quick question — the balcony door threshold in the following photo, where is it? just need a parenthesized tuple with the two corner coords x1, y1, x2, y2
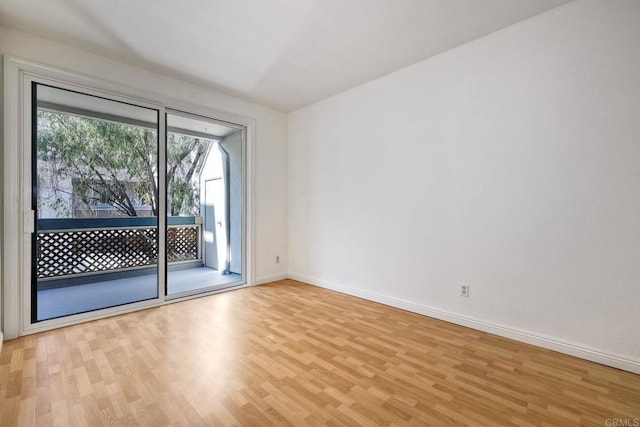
(165, 281, 249, 303)
(21, 298, 164, 337)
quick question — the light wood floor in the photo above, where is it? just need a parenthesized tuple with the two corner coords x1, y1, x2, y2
(1, 280, 639, 426)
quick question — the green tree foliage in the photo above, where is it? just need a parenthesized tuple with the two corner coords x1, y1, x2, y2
(167, 133, 208, 216)
(37, 110, 209, 217)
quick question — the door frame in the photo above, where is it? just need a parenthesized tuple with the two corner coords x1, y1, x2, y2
(2, 56, 256, 339)
(164, 108, 247, 300)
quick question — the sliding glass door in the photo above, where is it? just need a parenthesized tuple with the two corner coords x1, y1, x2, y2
(165, 112, 244, 297)
(32, 83, 160, 321)
(27, 81, 246, 325)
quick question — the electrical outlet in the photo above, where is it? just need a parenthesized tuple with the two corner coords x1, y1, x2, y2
(276, 255, 280, 264)
(460, 284, 470, 297)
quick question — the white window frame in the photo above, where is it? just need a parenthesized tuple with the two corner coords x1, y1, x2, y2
(2, 56, 256, 339)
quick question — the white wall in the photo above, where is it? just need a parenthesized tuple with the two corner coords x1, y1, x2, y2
(221, 132, 243, 274)
(200, 141, 224, 270)
(289, 0, 640, 369)
(0, 25, 289, 330)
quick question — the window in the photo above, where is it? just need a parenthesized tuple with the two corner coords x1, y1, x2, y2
(2, 57, 252, 337)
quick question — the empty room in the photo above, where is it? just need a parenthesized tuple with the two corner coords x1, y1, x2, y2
(1, 0, 639, 425)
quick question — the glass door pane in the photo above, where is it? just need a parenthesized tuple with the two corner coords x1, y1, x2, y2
(166, 112, 244, 296)
(33, 83, 160, 321)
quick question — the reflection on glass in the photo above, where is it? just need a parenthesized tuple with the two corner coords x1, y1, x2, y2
(34, 84, 159, 321)
(166, 113, 243, 296)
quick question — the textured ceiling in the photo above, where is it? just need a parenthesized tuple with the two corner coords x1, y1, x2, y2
(0, 0, 571, 111)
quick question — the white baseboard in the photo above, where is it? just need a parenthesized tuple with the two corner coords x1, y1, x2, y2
(254, 273, 289, 286)
(0, 330, 3, 355)
(289, 273, 640, 375)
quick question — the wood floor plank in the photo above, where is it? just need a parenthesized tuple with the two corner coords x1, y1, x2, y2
(1, 279, 639, 426)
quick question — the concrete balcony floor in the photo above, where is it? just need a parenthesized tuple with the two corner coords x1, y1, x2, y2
(37, 267, 241, 321)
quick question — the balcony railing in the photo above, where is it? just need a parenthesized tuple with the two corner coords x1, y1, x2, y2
(36, 217, 202, 280)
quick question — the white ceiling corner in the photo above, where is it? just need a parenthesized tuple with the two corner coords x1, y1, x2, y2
(0, 0, 572, 111)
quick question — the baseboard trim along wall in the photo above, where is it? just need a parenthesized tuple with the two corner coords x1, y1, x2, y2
(255, 273, 290, 286)
(288, 273, 640, 375)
